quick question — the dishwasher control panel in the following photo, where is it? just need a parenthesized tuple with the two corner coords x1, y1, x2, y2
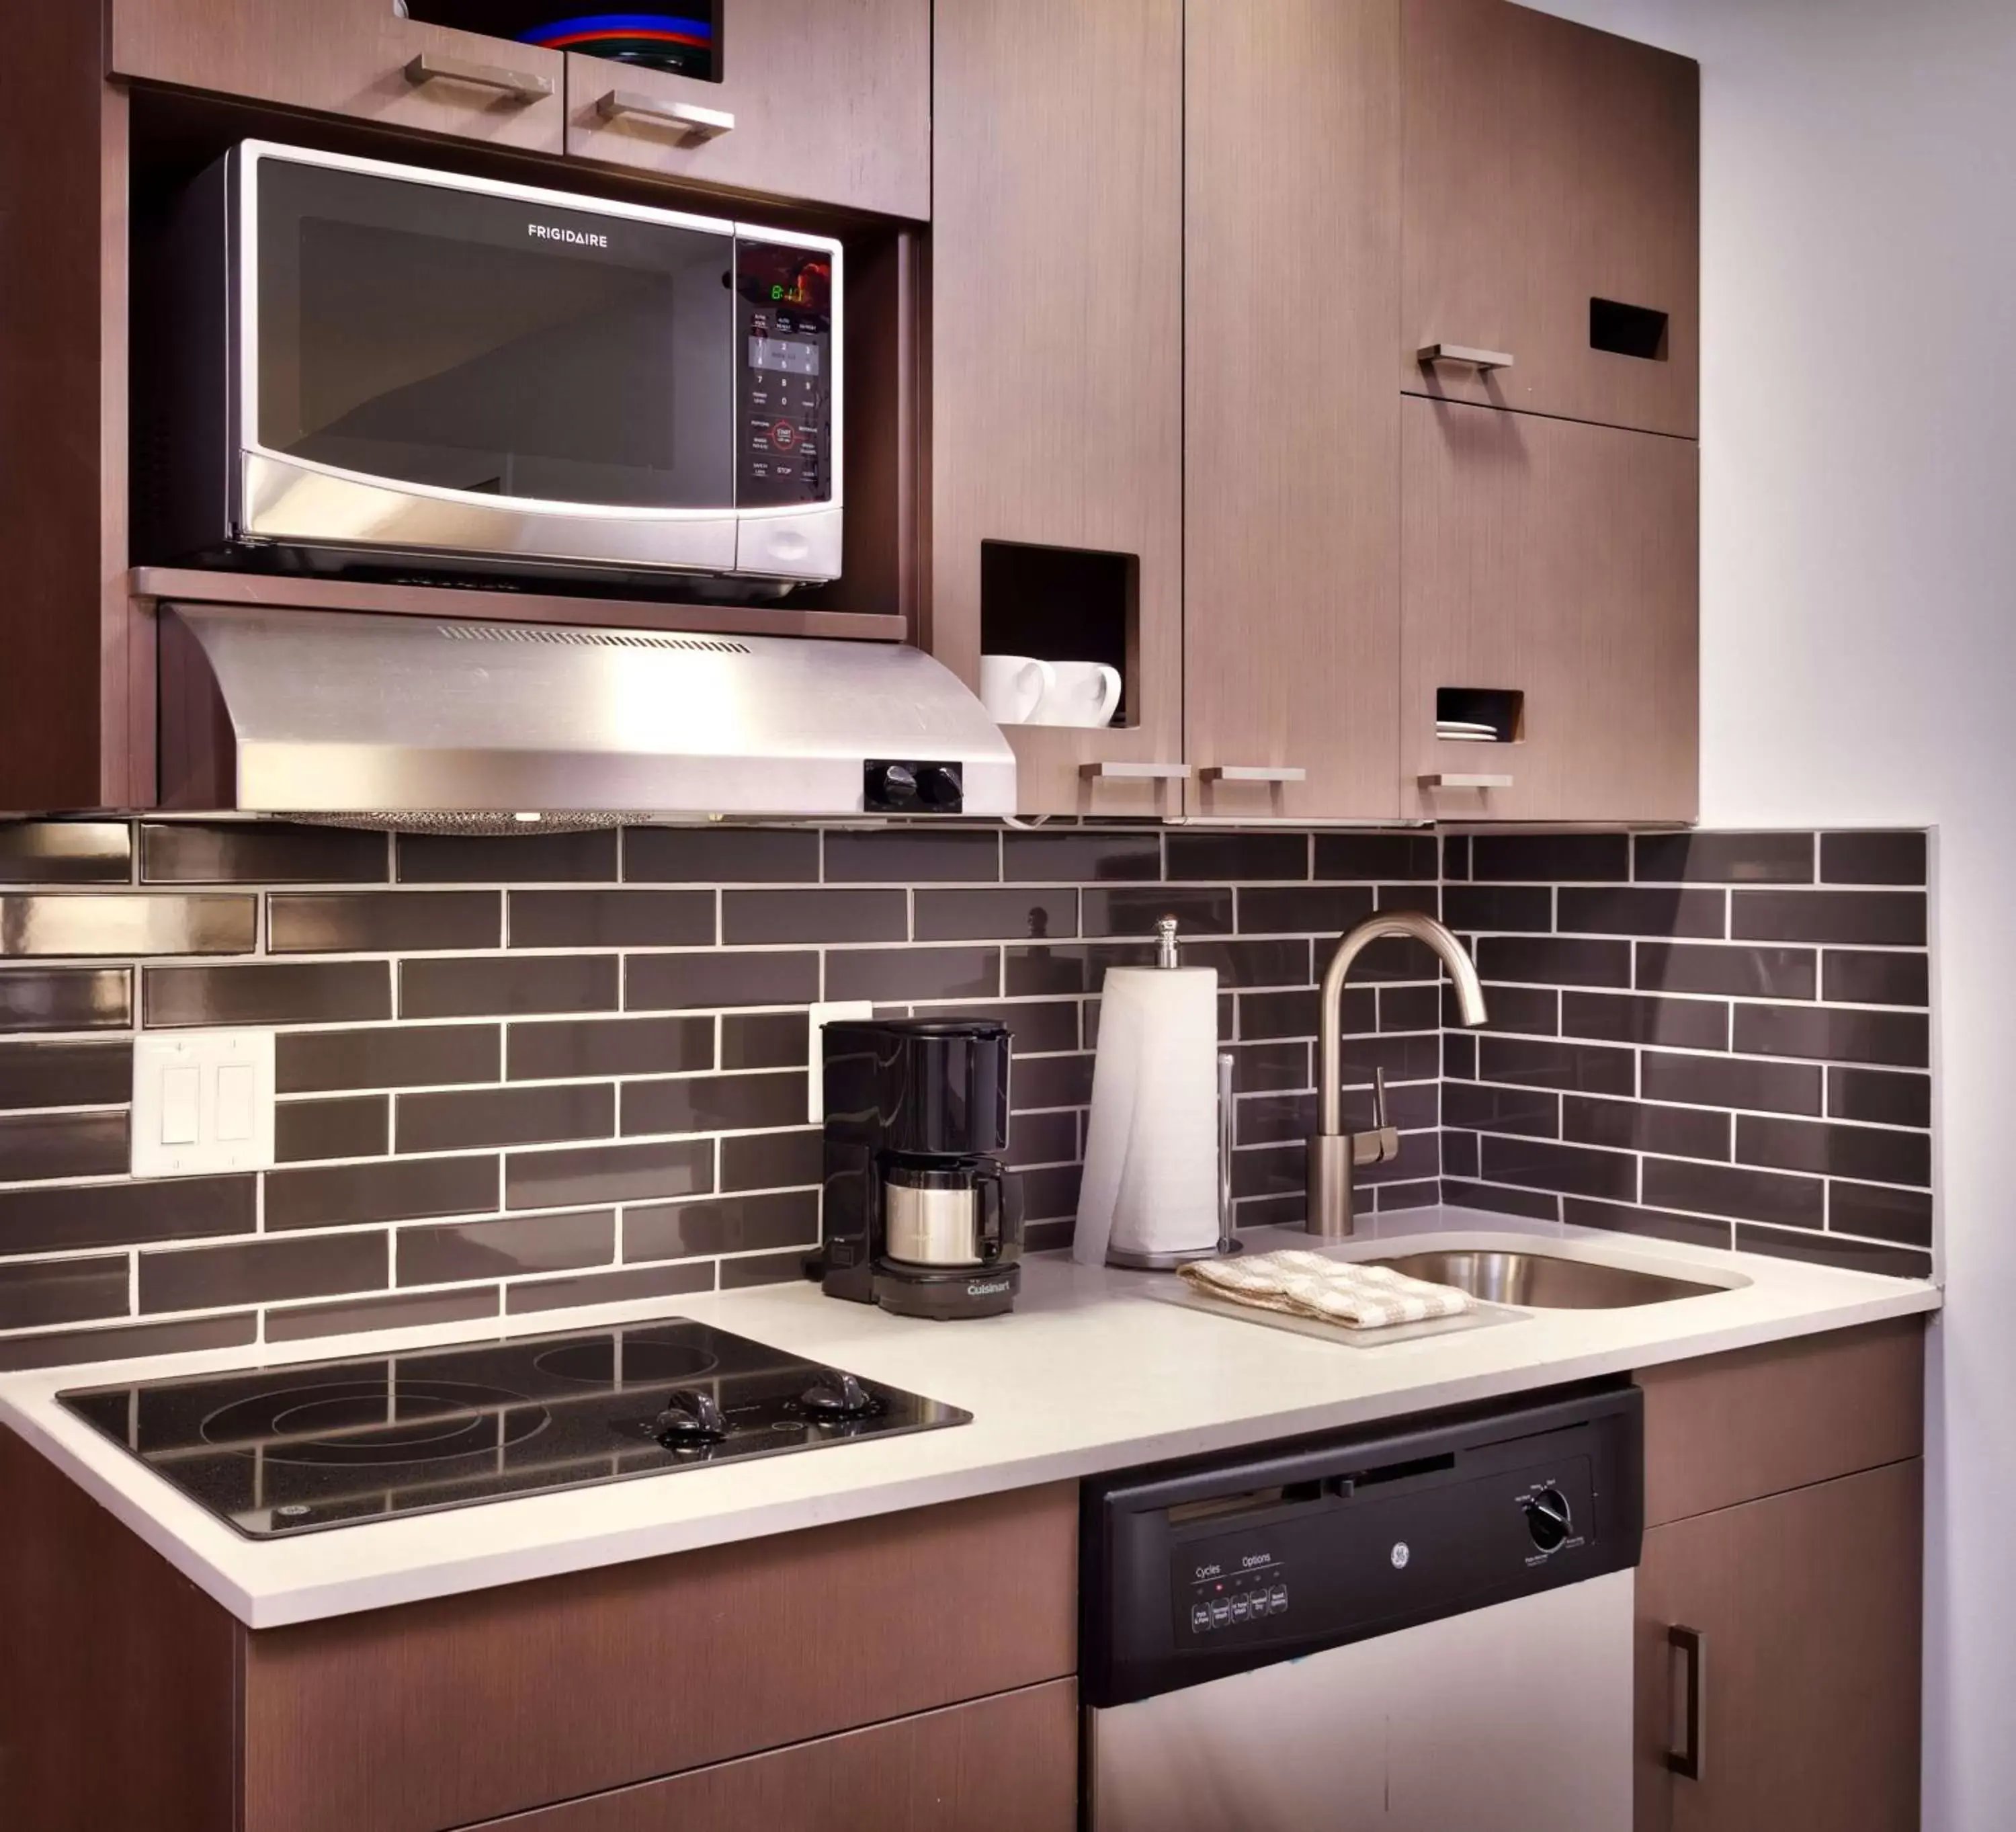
(1081, 1382, 1642, 1708)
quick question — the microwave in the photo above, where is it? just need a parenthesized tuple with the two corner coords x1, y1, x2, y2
(138, 141, 842, 591)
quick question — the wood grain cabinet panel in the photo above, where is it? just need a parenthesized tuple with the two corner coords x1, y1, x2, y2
(1182, 0, 1403, 823)
(562, 0, 929, 218)
(1400, 397, 1699, 824)
(466, 1681, 1079, 1831)
(241, 1481, 1079, 1832)
(931, 0, 1186, 815)
(1634, 1460, 1923, 1832)
(1401, 0, 1699, 438)
(108, 1, 567, 151)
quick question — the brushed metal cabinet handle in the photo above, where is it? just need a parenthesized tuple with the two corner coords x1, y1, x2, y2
(596, 91, 737, 142)
(1081, 762, 1190, 782)
(1417, 343, 1516, 372)
(1202, 766, 1307, 784)
(404, 52, 554, 101)
(1420, 773, 1513, 790)
(1665, 1624, 1707, 1782)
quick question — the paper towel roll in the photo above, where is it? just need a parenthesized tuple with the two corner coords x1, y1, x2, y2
(1073, 963, 1221, 1266)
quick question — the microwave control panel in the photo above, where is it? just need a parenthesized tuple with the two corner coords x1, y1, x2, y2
(737, 239, 835, 509)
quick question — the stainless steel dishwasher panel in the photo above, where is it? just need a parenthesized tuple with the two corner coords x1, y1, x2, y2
(1087, 1567, 1634, 1831)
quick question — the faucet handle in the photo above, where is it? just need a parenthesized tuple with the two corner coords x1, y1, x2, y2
(1351, 1069, 1403, 1168)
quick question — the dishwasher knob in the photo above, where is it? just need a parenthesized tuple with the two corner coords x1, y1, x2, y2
(1524, 1487, 1573, 1552)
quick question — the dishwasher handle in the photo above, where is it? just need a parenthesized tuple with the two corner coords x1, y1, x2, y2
(1665, 1624, 1707, 1781)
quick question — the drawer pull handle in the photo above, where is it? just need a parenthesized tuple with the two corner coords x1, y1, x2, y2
(1203, 766, 1306, 784)
(404, 52, 554, 101)
(1081, 763, 1189, 782)
(1420, 773, 1513, 790)
(1417, 343, 1515, 373)
(596, 91, 737, 142)
(1666, 1624, 1707, 1782)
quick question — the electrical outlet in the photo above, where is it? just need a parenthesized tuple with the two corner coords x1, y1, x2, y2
(132, 1030, 276, 1177)
(806, 1001, 874, 1124)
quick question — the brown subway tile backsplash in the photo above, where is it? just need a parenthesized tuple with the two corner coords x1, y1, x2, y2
(0, 822, 132, 885)
(139, 1232, 388, 1315)
(626, 825, 819, 884)
(626, 949, 820, 1011)
(401, 954, 620, 1021)
(509, 1015, 713, 1082)
(0, 966, 131, 1033)
(269, 891, 500, 955)
(1734, 1225, 1931, 1280)
(142, 822, 387, 885)
(510, 889, 714, 950)
(267, 1155, 498, 1232)
(398, 829, 618, 884)
(146, 961, 390, 1029)
(280, 1024, 500, 1095)
(0, 823, 1935, 1365)
(400, 1083, 614, 1155)
(398, 1210, 615, 1286)
(0, 1038, 131, 1110)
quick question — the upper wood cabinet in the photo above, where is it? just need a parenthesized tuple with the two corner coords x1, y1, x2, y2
(1401, 0, 1699, 439)
(1400, 397, 1699, 824)
(1183, 0, 1403, 823)
(108, 2, 568, 153)
(563, 0, 930, 219)
(931, 0, 1186, 816)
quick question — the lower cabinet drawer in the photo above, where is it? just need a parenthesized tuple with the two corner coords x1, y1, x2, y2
(466, 1680, 1080, 1831)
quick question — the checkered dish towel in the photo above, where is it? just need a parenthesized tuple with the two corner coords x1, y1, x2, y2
(1179, 1249, 1477, 1330)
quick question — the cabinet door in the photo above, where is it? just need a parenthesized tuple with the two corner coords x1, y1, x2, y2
(466, 1681, 1078, 1831)
(563, 1, 929, 218)
(1634, 1460, 1922, 1832)
(1401, 0, 1697, 438)
(1400, 397, 1698, 824)
(1183, 0, 1402, 822)
(108, 2, 566, 152)
(931, 0, 1185, 817)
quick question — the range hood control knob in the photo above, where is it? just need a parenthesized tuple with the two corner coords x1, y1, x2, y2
(867, 762, 921, 810)
(1524, 1487, 1572, 1552)
(917, 764, 964, 810)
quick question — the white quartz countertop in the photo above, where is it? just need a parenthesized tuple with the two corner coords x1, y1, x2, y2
(0, 1206, 1939, 1629)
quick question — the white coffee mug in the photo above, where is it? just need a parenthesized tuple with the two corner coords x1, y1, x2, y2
(980, 655, 1056, 726)
(1030, 661, 1123, 728)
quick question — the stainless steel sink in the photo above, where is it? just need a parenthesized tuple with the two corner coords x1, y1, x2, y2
(1368, 1249, 1725, 1310)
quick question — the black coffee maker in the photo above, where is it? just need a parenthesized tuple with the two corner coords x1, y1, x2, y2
(816, 1018, 1022, 1320)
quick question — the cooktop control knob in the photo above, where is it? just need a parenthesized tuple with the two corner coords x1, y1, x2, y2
(653, 1387, 728, 1446)
(867, 762, 921, 811)
(1524, 1487, 1572, 1552)
(917, 763, 964, 810)
(800, 1370, 879, 1420)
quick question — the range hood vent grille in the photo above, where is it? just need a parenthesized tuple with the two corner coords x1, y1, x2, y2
(434, 624, 754, 656)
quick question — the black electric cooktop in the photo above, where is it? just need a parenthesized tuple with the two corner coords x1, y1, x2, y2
(58, 1319, 971, 1539)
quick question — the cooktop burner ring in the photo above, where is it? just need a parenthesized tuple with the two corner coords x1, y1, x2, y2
(200, 1379, 550, 1468)
(531, 1339, 720, 1386)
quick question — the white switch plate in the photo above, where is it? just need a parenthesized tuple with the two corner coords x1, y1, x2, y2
(132, 1030, 277, 1178)
(806, 1001, 874, 1124)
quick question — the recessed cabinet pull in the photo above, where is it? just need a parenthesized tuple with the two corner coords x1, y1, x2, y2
(1081, 762, 1190, 782)
(404, 53, 554, 101)
(1417, 343, 1516, 373)
(1420, 773, 1513, 790)
(1665, 1624, 1708, 1782)
(596, 91, 737, 142)
(1203, 766, 1307, 784)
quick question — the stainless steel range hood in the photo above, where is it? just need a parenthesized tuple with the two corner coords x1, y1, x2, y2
(158, 606, 1017, 824)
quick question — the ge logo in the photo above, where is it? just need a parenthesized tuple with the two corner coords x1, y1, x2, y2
(1390, 1541, 1411, 1570)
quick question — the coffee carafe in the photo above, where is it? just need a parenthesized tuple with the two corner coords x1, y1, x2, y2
(815, 1019, 1023, 1319)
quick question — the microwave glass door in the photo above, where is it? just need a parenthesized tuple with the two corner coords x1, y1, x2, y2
(253, 159, 735, 512)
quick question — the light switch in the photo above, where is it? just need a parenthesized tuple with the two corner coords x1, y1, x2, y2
(216, 1064, 255, 1142)
(161, 1067, 200, 1146)
(132, 1030, 276, 1178)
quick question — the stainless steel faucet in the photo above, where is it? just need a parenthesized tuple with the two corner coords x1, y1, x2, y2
(1309, 911, 1489, 1237)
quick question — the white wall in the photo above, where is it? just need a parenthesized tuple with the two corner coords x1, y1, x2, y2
(1525, 1, 2016, 1822)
